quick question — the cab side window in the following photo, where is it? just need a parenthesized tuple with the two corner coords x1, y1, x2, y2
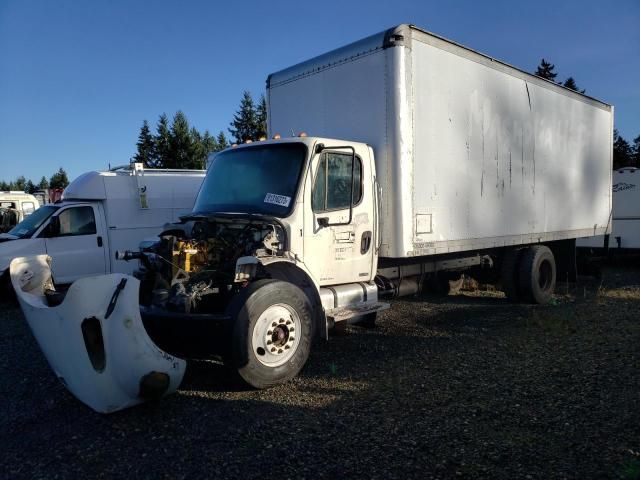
(22, 202, 35, 215)
(58, 206, 97, 236)
(312, 152, 362, 211)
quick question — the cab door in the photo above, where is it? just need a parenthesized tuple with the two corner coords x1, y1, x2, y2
(44, 204, 108, 284)
(303, 145, 375, 286)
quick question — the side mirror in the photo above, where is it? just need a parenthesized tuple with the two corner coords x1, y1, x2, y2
(317, 217, 330, 228)
(45, 216, 60, 237)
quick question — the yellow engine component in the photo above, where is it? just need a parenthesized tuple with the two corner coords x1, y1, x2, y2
(172, 240, 207, 276)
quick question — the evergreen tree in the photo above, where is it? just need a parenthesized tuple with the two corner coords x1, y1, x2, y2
(14, 176, 27, 191)
(201, 130, 218, 154)
(25, 179, 37, 194)
(613, 129, 633, 170)
(188, 127, 205, 169)
(216, 131, 229, 151)
(563, 77, 585, 93)
(133, 120, 156, 167)
(49, 168, 69, 190)
(0, 181, 9, 191)
(632, 134, 640, 168)
(255, 94, 268, 140)
(154, 113, 171, 168)
(169, 111, 192, 169)
(535, 59, 558, 81)
(38, 176, 49, 190)
(229, 91, 257, 144)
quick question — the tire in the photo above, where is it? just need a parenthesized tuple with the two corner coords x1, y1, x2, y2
(501, 248, 523, 302)
(225, 279, 313, 389)
(518, 245, 556, 304)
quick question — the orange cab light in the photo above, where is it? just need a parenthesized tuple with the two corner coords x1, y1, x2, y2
(244, 139, 253, 144)
(298, 132, 307, 137)
(272, 134, 281, 139)
(258, 136, 267, 141)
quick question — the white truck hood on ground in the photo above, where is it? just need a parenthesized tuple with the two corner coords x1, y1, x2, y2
(0, 238, 45, 274)
(10, 255, 186, 413)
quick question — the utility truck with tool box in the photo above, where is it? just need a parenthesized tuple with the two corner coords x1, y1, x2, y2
(1, 164, 205, 292)
(11, 24, 613, 412)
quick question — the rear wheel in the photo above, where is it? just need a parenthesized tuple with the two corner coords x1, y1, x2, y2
(226, 279, 313, 389)
(518, 245, 556, 304)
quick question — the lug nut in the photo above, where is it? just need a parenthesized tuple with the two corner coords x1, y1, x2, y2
(284, 345, 290, 350)
(272, 322, 277, 327)
(289, 327, 295, 332)
(278, 349, 283, 354)
(290, 337, 295, 342)
(267, 340, 272, 345)
(267, 330, 273, 335)
(286, 320, 291, 325)
(279, 318, 285, 323)
(271, 347, 276, 352)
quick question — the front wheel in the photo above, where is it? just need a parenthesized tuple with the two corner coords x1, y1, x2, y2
(226, 279, 313, 389)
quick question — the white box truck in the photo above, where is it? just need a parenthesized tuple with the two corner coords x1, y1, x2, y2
(578, 167, 640, 251)
(0, 192, 40, 232)
(1, 164, 204, 291)
(12, 25, 613, 411)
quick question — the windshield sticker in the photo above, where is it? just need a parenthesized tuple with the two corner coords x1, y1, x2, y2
(264, 193, 291, 208)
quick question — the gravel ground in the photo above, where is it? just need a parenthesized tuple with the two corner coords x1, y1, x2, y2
(1, 263, 639, 479)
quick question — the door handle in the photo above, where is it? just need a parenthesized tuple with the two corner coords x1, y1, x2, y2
(97, 236, 103, 247)
(361, 231, 372, 254)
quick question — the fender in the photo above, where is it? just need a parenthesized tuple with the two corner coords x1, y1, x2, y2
(260, 257, 328, 340)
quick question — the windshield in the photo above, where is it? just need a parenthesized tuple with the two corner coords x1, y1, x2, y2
(8, 205, 59, 238)
(193, 143, 307, 217)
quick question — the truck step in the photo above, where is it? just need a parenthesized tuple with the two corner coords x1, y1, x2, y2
(326, 301, 390, 323)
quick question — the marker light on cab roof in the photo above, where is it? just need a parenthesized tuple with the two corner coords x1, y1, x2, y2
(272, 134, 281, 139)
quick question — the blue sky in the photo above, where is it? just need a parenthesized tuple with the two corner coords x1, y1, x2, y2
(1, 0, 638, 183)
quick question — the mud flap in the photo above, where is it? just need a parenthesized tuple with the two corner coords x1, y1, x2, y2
(10, 255, 186, 414)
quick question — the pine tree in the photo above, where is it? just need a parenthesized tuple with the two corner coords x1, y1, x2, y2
(14, 176, 26, 191)
(49, 168, 69, 190)
(216, 131, 229, 151)
(0, 181, 9, 191)
(255, 94, 268, 140)
(38, 176, 49, 190)
(632, 134, 640, 168)
(613, 129, 633, 170)
(154, 113, 171, 168)
(169, 111, 192, 169)
(25, 179, 36, 193)
(229, 91, 257, 144)
(133, 120, 156, 167)
(535, 59, 558, 81)
(563, 77, 585, 94)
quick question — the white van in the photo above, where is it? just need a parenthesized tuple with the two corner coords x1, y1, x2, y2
(0, 164, 204, 290)
(0, 192, 40, 233)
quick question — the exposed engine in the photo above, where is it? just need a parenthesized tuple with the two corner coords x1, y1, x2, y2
(130, 216, 286, 315)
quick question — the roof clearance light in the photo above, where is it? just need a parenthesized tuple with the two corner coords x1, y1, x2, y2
(244, 139, 253, 144)
(298, 132, 307, 137)
(258, 136, 267, 141)
(272, 134, 281, 140)
(231, 144, 238, 148)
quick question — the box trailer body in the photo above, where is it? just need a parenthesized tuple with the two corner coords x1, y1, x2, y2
(267, 24, 613, 259)
(1, 165, 204, 287)
(578, 167, 640, 251)
(12, 25, 615, 409)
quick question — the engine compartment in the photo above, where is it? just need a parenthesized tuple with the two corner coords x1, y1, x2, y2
(135, 215, 286, 315)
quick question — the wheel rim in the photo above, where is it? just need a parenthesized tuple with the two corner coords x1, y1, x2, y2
(538, 259, 553, 291)
(251, 303, 301, 367)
